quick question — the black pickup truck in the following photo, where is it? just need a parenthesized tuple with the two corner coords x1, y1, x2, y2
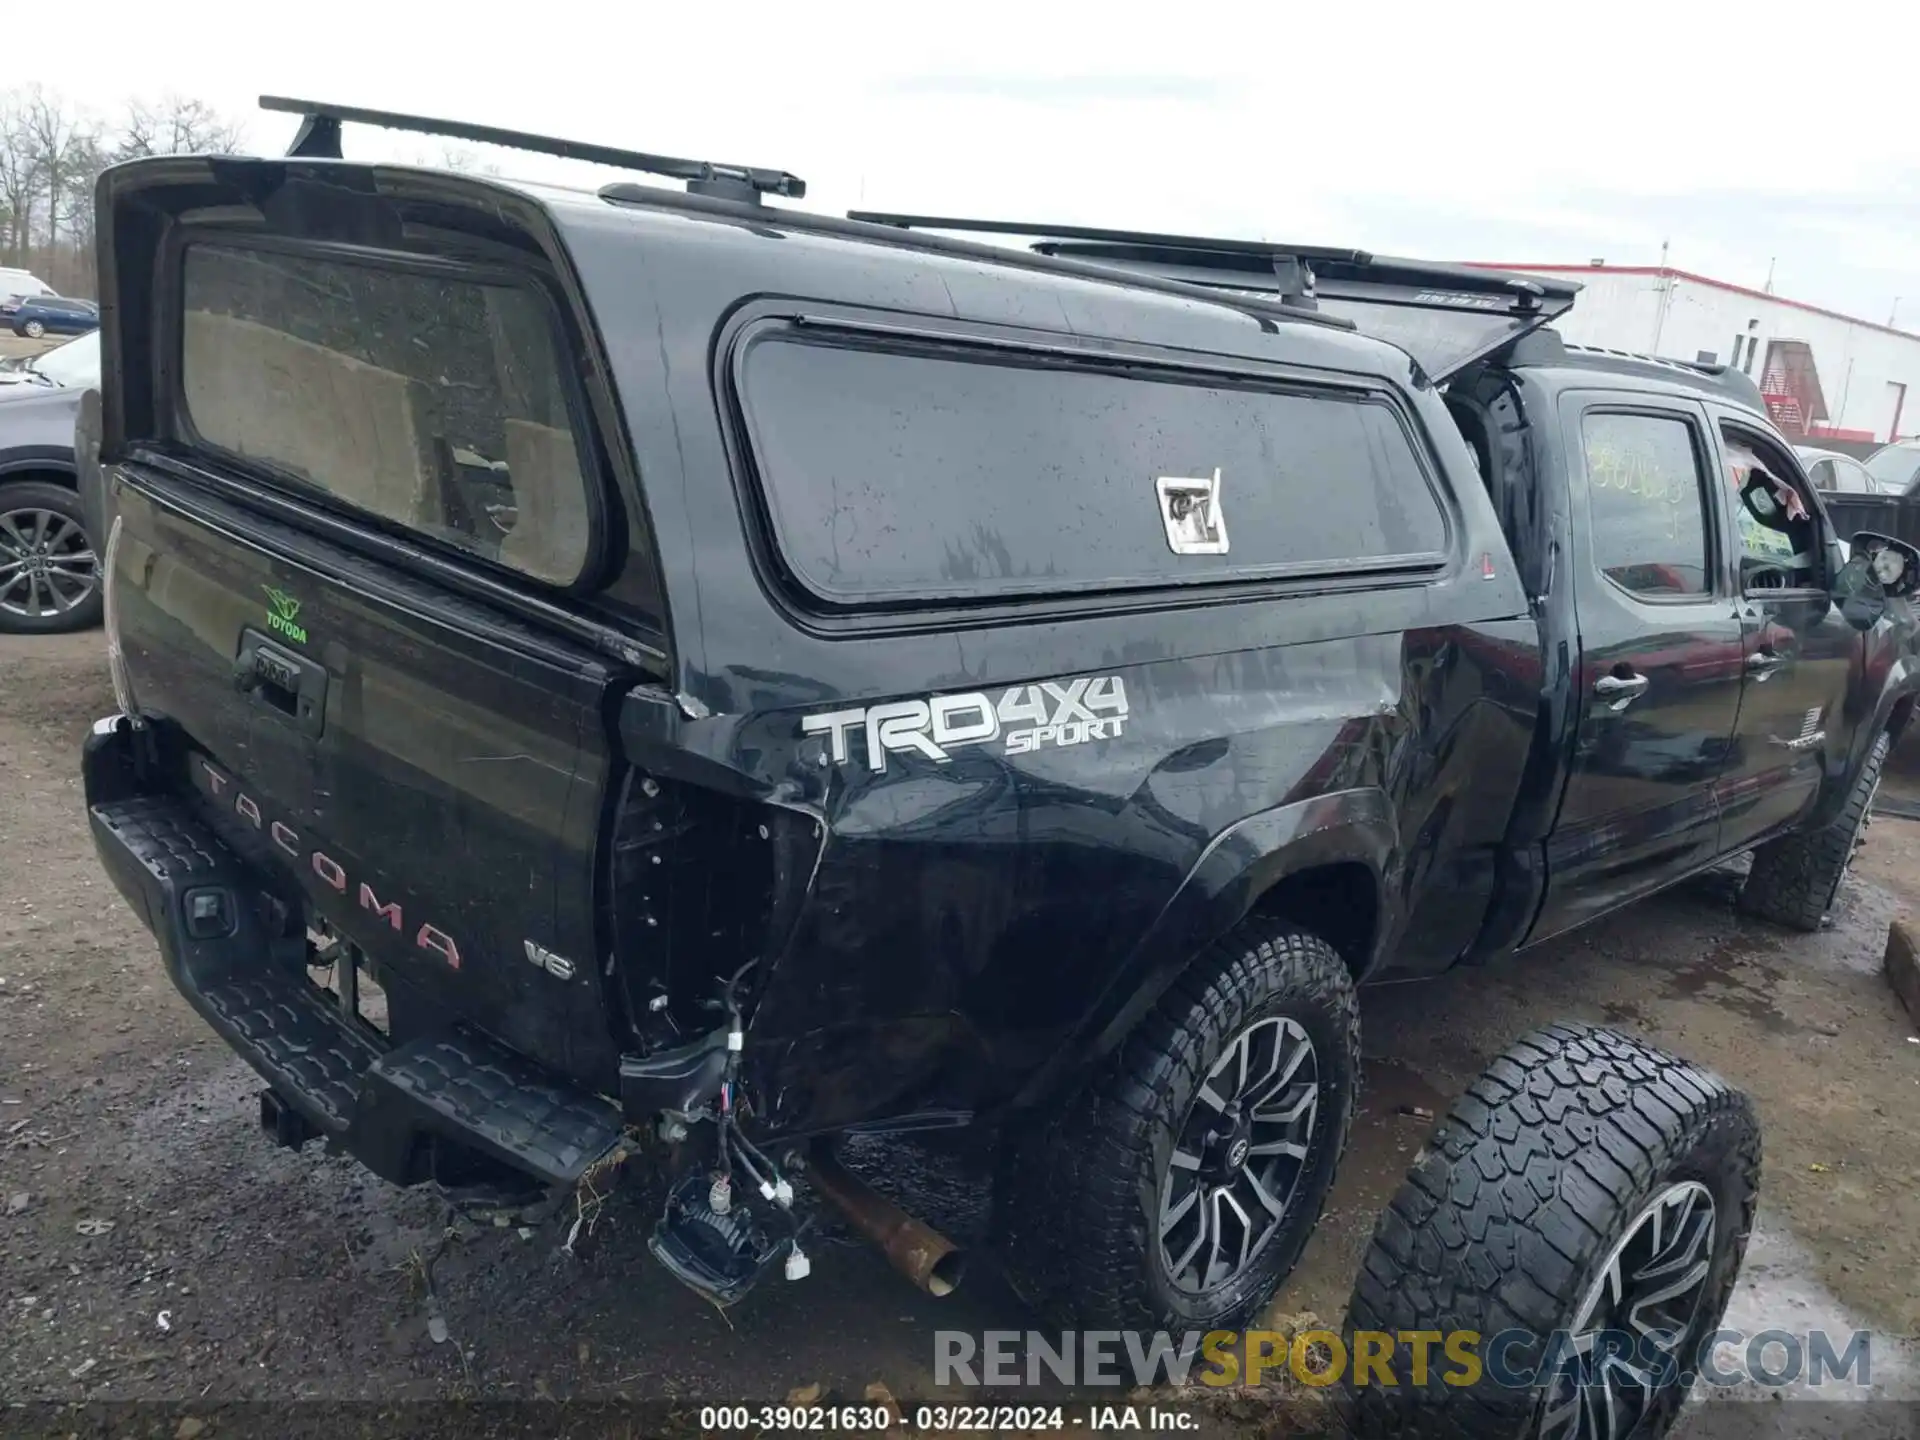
(78, 101, 1908, 1403)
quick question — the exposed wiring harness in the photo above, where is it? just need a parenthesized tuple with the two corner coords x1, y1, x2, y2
(705, 960, 803, 1248)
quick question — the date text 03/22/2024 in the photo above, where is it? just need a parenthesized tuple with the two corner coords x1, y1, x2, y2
(698, 1404, 1195, 1431)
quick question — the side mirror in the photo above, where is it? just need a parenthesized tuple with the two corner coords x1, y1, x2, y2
(1832, 532, 1920, 631)
(1850, 532, 1920, 598)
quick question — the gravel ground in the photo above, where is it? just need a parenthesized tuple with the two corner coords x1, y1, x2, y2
(0, 334, 62, 362)
(4, 630, 1920, 1434)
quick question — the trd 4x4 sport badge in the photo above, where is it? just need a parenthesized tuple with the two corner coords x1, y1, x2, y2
(802, 675, 1129, 773)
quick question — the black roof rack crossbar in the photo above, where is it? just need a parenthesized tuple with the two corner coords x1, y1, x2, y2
(260, 95, 806, 204)
(845, 211, 1577, 313)
(845, 212, 1584, 381)
(849, 211, 1369, 266)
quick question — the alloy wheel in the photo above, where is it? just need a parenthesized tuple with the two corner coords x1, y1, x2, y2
(1536, 1180, 1718, 1440)
(0, 506, 98, 619)
(1158, 1015, 1319, 1294)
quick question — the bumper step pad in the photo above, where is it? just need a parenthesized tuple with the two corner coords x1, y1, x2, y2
(356, 1034, 625, 1187)
(89, 790, 622, 1190)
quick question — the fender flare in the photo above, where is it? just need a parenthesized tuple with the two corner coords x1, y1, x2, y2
(1814, 646, 1920, 829)
(1013, 786, 1399, 1107)
(1872, 652, 1920, 740)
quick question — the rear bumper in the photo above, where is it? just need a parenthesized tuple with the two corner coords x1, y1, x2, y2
(82, 714, 624, 1190)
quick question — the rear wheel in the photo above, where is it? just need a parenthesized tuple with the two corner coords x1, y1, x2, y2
(0, 481, 102, 634)
(995, 917, 1359, 1331)
(1344, 1024, 1760, 1440)
(1738, 730, 1889, 931)
(22, 319, 44, 339)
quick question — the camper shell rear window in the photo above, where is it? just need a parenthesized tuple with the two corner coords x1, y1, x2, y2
(734, 328, 1451, 608)
(178, 242, 598, 587)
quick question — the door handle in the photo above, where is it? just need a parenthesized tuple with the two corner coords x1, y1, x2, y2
(1746, 650, 1788, 682)
(233, 630, 328, 738)
(1593, 672, 1650, 711)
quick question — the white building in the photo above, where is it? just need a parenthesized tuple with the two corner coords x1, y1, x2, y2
(1470, 263, 1920, 445)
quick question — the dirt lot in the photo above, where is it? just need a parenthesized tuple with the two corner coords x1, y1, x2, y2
(4, 630, 1920, 1428)
(0, 334, 61, 362)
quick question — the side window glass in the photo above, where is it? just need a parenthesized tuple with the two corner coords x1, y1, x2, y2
(1807, 458, 1837, 490)
(738, 333, 1448, 605)
(1582, 411, 1712, 598)
(1722, 430, 1821, 590)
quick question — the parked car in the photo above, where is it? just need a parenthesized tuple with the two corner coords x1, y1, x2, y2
(1816, 439, 1920, 553)
(0, 267, 55, 301)
(5, 294, 98, 338)
(1864, 439, 1920, 496)
(1796, 443, 1898, 495)
(90, 111, 1888, 1425)
(0, 329, 101, 633)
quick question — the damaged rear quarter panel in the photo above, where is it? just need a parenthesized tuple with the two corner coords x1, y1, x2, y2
(707, 623, 1538, 1135)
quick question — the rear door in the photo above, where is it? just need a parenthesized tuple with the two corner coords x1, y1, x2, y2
(1531, 393, 1746, 942)
(104, 213, 643, 1090)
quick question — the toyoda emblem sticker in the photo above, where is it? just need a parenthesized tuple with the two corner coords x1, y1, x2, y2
(803, 676, 1130, 772)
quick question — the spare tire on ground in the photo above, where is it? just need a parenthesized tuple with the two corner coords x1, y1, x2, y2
(1343, 1023, 1761, 1439)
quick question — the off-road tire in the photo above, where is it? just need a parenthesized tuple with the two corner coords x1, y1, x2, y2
(994, 918, 1359, 1332)
(0, 480, 102, 634)
(1738, 730, 1890, 932)
(1343, 1023, 1761, 1440)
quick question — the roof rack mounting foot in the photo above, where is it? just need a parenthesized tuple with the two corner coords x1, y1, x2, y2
(285, 112, 342, 160)
(1271, 255, 1313, 305)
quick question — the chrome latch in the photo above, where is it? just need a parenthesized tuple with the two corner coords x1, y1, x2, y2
(1156, 468, 1229, 556)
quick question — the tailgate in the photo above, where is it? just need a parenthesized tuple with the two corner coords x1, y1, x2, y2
(94, 162, 652, 1091)
(111, 481, 622, 1087)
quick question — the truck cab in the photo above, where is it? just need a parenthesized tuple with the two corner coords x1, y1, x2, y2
(1448, 333, 1916, 946)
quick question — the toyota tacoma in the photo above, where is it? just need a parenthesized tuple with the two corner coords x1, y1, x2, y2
(79, 101, 1908, 1400)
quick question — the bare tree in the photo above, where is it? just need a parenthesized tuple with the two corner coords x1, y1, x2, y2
(116, 95, 246, 160)
(19, 87, 101, 269)
(0, 94, 40, 268)
(0, 86, 245, 293)
(436, 144, 502, 176)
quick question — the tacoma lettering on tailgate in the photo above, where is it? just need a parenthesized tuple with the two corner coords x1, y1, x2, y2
(194, 756, 461, 969)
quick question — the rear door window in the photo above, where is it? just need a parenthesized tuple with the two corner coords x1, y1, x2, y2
(736, 332, 1449, 606)
(1581, 410, 1714, 599)
(179, 243, 597, 586)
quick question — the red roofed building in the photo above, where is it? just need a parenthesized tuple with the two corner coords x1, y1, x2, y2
(1466, 263, 1920, 445)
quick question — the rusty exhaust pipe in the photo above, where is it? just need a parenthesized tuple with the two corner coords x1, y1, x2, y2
(807, 1145, 966, 1297)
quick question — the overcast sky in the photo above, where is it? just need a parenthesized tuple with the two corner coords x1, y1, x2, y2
(65, 0, 1920, 327)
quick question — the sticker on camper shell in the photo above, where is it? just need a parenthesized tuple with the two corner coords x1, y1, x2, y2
(802, 676, 1129, 773)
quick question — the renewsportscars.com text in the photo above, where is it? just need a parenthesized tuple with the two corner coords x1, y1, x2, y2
(935, 1328, 1872, 1391)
